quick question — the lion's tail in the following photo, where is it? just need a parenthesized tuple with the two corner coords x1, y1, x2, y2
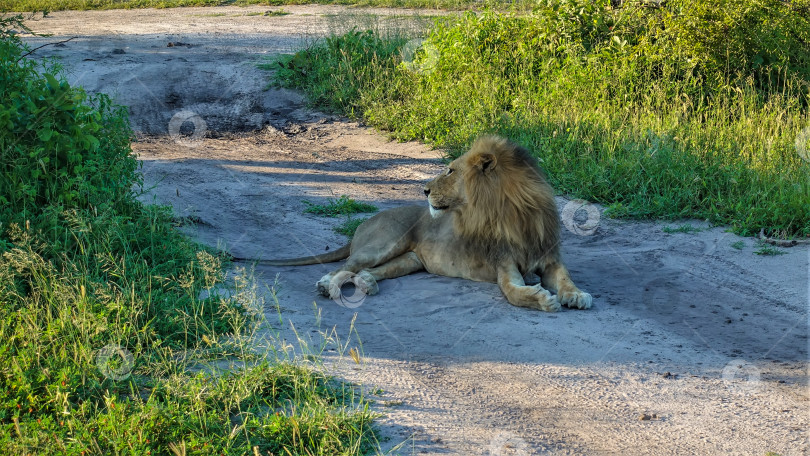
(231, 243, 351, 266)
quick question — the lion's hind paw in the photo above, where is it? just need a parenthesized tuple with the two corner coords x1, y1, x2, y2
(559, 290, 592, 310)
(316, 273, 335, 298)
(318, 271, 379, 301)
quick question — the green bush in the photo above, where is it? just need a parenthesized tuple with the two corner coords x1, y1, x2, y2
(272, 29, 409, 116)
(0, 14, 139, 251)
(275, 1, 810, 236)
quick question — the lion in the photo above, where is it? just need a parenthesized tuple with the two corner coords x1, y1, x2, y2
(257, 135, 592, 311)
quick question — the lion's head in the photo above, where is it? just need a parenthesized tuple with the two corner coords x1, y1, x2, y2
(424, 135, 561, 266)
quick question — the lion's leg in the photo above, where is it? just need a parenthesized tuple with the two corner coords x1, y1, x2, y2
(320, 252, 425, 299)
(497, 263, 561, 312)
(539, 262, 592, 309)
(365, 251, 424, 282)
(317, 247, 416, 300)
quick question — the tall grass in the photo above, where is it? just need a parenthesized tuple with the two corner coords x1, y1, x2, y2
(274, 0, 810, 237)
(1, 13, 377, 455)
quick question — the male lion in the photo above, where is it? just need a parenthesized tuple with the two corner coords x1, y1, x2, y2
(261, 136, 592, 311)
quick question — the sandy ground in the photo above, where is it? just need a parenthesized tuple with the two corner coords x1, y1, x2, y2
(22, 6, 809, 455)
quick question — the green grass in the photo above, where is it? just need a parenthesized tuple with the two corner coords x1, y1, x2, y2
(754, 242, 787, 256)
(662, 224, 701, 234)
(334, 217, 370, 237)
(4, 0, 516, 12)
(273, 1, 810, 238)
(304, 195, 378, 217)
(1, 14, 378, 455)
(262, 8, 290, 16)
(730, 240, 746, 250)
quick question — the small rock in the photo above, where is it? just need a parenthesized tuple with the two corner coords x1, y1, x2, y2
(112, 48, 125, 54)
(638, 413, 658, 421)
(662, 371, 677, 379)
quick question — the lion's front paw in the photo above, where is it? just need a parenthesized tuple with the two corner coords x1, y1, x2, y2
(559, 290, 592, 309)
(353, 270, 379, 296)
(530, 285, 561, 312)
(541, 294, 562, 312)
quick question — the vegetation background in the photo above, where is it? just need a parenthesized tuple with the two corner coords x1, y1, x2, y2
(0, 13, 377, 455)
(273, 0, 810, 238)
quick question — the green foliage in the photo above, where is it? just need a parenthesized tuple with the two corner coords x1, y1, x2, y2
(304, 195, 378, 217)
(1, 14, 137, 238)
(730, 240, 746, 250)
(754, 242, 787, 256)
(273, 29, 408, 116)
(275, 1, 810, 237)
(662, 224, 701, 234)
(334, 217, 369, 237)
(262, 8, 290, 16)
(0, 218, 377, 455)
(0, 16, 378, 455)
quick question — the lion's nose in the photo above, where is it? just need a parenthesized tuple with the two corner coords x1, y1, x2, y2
(423, 188, 430, 197)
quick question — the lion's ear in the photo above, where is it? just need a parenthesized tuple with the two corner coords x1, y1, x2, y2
(471, 153, 497, 173)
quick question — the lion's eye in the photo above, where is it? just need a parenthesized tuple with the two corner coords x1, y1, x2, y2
(446, 168, 454, 175)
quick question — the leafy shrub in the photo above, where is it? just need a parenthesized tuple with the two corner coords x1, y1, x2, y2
(0, 16, 138, 236)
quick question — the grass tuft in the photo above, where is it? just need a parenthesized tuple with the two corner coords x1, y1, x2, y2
(334, 217, 370, 237)
(662, 224, 701, 234)
(263, 8, 290, 16)
(753, 242, 787, 256)
(304, 195, 378, 217)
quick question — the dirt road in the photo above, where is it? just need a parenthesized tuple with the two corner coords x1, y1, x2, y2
(24, 6, 809, 455)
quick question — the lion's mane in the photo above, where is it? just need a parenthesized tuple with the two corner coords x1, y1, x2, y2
(454, 135, 561, 269)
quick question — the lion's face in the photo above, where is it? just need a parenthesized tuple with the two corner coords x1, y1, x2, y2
(423, 147, 499, 218)
(423, 160, 465, 218)
(421, 136, 561, 266)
